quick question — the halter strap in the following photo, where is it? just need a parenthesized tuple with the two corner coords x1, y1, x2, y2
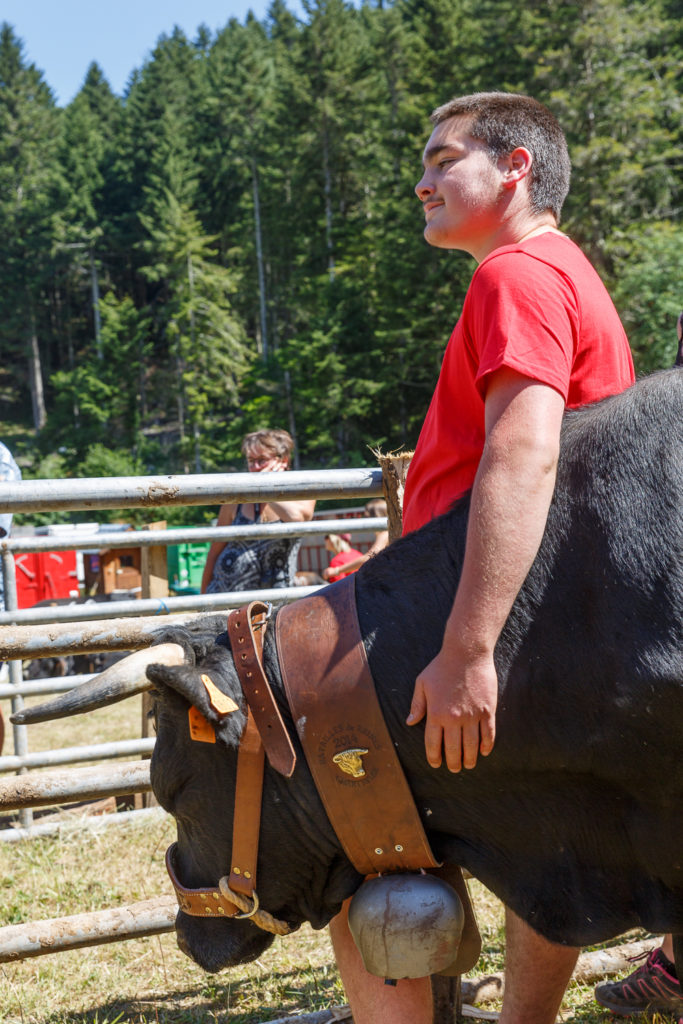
(227, 601, 297, 778)
(166, 602, 296, 932)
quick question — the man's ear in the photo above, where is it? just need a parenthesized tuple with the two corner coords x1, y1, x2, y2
(501, 146, 533, 188)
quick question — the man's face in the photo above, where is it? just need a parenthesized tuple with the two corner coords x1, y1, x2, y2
(415, 116, 506, 257)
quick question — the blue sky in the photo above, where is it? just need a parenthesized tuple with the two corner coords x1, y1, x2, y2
(3, 0, 302, 106)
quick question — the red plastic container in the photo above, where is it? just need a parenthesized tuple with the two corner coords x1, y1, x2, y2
(14, 551, 79, 608)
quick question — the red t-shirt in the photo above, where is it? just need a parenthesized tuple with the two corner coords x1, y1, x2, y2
(402, 234, 635, 535)
(327, 548, 364, 582)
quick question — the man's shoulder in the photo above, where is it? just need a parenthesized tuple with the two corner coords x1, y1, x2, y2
(474, 234, 585, 282)
(467, 236, 584, 313)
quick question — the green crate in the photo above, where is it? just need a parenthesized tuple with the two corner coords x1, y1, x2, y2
(167, 540, 211, 594)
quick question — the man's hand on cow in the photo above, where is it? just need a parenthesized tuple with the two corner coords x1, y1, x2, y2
(407, 643, 497, 772)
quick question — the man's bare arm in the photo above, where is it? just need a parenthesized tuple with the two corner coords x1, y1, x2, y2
(407, 368, 565, 772)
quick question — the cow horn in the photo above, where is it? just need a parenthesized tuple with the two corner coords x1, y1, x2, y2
(10, 643, 186, 725)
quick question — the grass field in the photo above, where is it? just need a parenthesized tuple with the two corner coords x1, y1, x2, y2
(0, 689, 673, 1024)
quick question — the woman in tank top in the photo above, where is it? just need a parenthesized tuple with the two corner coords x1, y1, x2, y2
(200, 428, 315, 595)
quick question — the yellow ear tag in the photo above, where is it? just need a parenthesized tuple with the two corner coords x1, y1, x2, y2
(200, 674, 239, 716)
(188, 706, 216, 743)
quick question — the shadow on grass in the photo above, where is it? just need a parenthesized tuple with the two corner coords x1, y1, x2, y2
(40, 961, 344, 1024)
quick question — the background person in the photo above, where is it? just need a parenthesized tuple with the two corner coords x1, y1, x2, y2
(322, 498, 390, 580)
(0, 441, 21, 614)
(322, 532, 364, 582)
(594, 936, 680, 1017)
(201, 428, 314, 595)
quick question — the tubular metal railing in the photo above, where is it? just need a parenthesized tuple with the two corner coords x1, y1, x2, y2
(0, 466, 384, 961)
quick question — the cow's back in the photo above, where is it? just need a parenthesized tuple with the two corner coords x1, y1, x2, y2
(359, 369, 683, 946)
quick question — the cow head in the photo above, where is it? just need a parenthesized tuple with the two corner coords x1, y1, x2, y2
(12, 621, 362, 973)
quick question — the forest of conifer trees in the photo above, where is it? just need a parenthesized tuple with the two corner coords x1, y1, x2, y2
(0, 0, 681, 488)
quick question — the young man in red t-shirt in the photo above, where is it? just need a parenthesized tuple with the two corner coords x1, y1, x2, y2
(329, 92, 635, 1024)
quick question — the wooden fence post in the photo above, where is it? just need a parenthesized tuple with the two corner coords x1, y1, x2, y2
(138, 521, 168, 808)
(376, 452, 414, 543)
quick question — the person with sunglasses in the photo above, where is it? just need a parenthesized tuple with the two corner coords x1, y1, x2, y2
(201, 428, 315, 595)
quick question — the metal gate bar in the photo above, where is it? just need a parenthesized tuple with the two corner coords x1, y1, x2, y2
(0, 466, 384, 962)
(0, 737, 156, 773)
(0, 895, 177, 962)
(0, 676, 94, 699)
(0, 805, 164, 843)
(0, 760, 151, 811)
(0, 467, 382, 514)
(3, 516, 386, 555)
(0, 583, 320, 627)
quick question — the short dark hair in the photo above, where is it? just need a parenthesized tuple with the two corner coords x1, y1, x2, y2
(430, 92, 571, 222)
(241, 428, 294, 461)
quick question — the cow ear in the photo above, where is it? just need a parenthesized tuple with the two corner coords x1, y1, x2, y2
(146, 659, 245, 729)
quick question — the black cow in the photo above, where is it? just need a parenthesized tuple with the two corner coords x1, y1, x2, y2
(16, 369, 683, 983)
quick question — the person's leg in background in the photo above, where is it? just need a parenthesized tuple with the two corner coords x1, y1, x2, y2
(594, 933, 682, 1017)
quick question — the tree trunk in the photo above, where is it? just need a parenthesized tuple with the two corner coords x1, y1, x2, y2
(27, 308, 47, 433)
(284, 369, 300, 469)
(251, 159, 268, 361)
(90, 249, 102, 360)
(377, 451, 414, 541)
(322, 116, 335, 282)
(172, 320, 188, 474)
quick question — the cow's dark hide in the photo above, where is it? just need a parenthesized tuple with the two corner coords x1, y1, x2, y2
(148, 368, 683, 974)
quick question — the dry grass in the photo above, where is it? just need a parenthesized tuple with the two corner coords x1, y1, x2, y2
(0, 812, 348, 1024)
(0, 691, 675, 1024)
(3, 675, 143, 754)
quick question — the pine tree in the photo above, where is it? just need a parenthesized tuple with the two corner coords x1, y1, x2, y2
(197, 15, 279, 359)
(0, 23, 63, 432)
(55, 65, 123, 368)
(138, 164, 251, 473)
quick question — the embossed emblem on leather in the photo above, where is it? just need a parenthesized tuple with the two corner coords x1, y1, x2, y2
(332, 748, 369, 778)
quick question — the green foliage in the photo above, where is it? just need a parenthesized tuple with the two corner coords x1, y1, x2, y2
(76, 443, 141, 478)
(47, 291, 149, 460)
(0, 0, 680, 483)
(0, 23, 64, 429)
(607, 222, 683, 373)
(138, 180, 252, 471)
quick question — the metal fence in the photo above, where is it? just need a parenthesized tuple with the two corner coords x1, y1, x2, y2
(0, 466, 383, 961)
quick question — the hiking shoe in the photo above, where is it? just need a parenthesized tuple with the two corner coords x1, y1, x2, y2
(594, 947, 683, 1017)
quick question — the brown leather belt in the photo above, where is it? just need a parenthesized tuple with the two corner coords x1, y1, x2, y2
(276, 575, 440, 876)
